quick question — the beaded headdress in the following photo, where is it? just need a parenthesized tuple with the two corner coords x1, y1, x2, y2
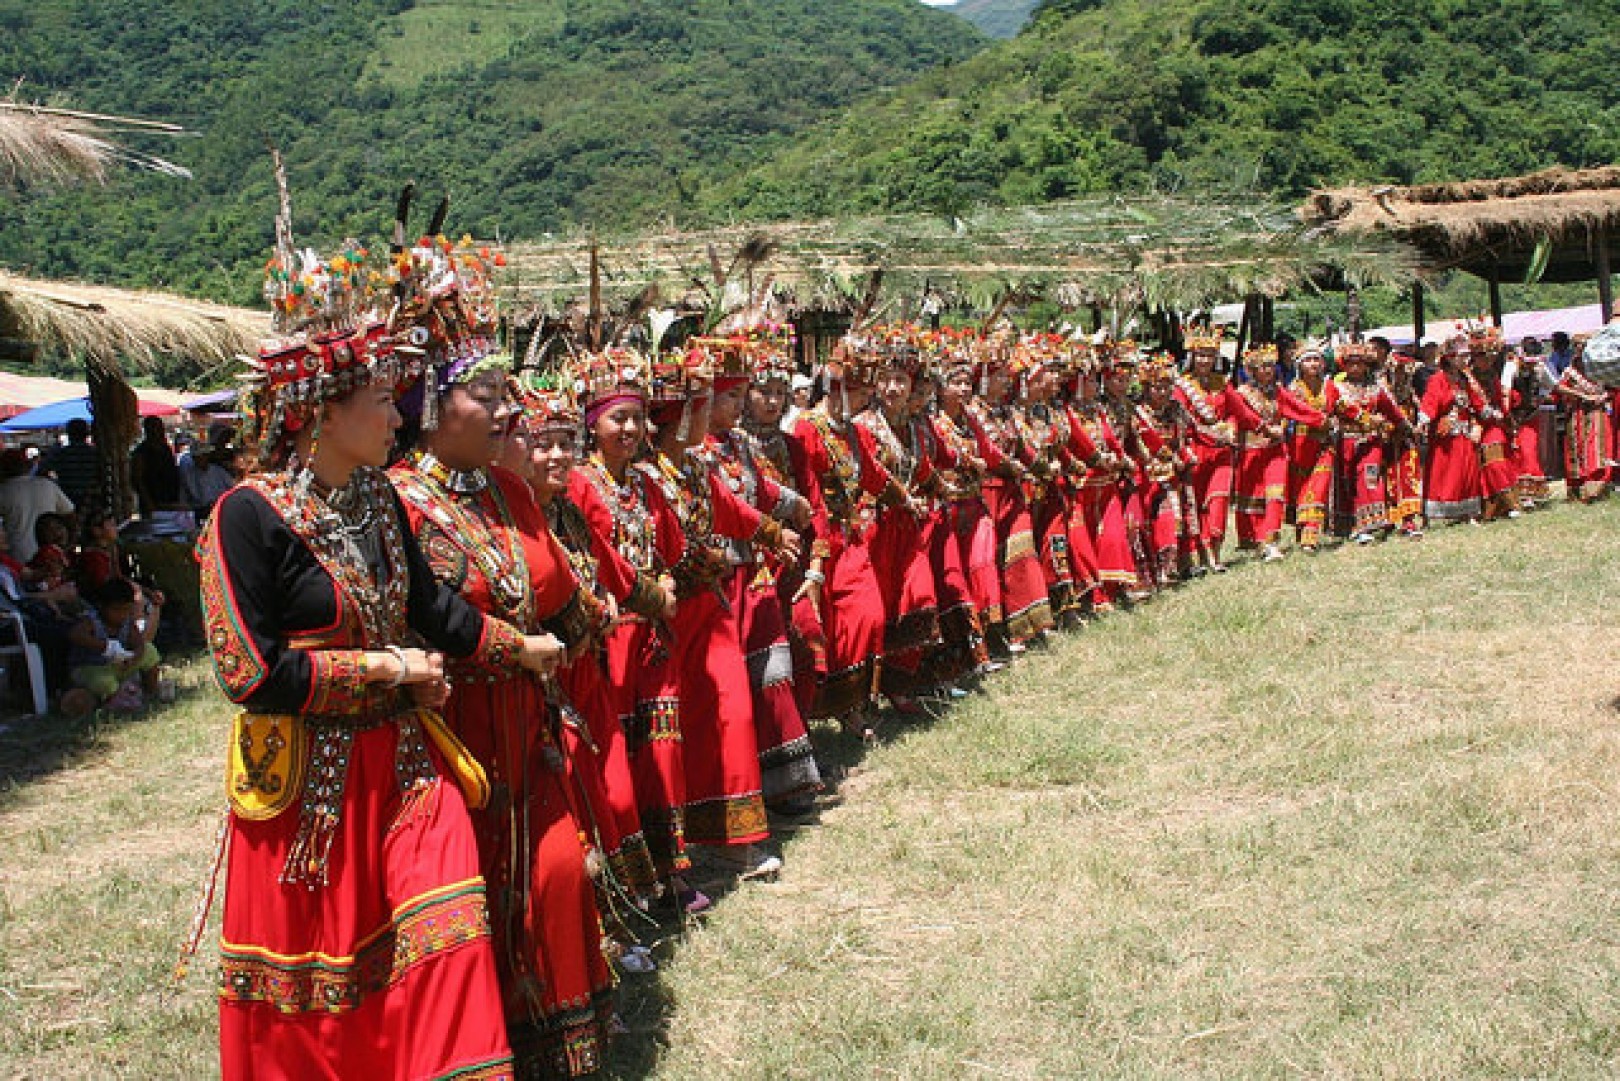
(241, 156, 410, 468)
(1184, 326, 1224, 353)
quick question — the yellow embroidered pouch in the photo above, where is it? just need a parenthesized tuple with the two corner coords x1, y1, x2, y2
(415, 709, 491, 810)
(225, 713, 307, 821)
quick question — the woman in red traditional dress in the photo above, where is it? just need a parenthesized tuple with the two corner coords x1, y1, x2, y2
(741, 363, 827, 720)
(1503, 348, 1554, 508)
(1380, 346, 1427, 536)
(790, 350, 897, 735)
(638, 348, 797, 877)
(1285, 344, 1339, 552)
(1097, 348, 1157, 597)
(934, 351, 1007, 663)
(501, 374, 664, 935)
(1174, 330, 1257, 571)
(1332, 342, 1410, 542)
(1136, 353, 1205, 581)
(1017, 343, 1089, 620)
(569, 352, 699, 908)
(1466, 332, 1523, 520)
(390, 338, 613, 1078)
(697, 332, 824, 814)
(1420, 338, 1487, 525)
(856, 336, 940, 708)
(1553, 355, 1613, 502)
(1069, 362, 1138, 608)
(975, 348, 1056, 646)
(1233, 343, 1327, 562)
(200, 248, 565, 1081)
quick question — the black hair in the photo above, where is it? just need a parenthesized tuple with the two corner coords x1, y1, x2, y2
(91, 576, 136, 609)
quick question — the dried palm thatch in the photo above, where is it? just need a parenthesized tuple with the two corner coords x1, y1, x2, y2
(0, 101, 190, 190)
(1304, 166, 1620, 281)
(504, 195, 1418, 321)
(0, 271, 266, 376)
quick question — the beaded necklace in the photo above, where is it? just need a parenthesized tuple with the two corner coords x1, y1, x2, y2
(804, 408, 862, 516)
(855, 407, 915, 487)
(581, 454, 660, 572)
(399, 455, 534, 630)
(242, 467, 409, 647)
(740, 420, 793, 485)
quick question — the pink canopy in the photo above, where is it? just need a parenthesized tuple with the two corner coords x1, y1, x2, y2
(1364, 304, 1606, 347)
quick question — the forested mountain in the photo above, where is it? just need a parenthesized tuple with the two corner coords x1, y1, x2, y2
(710, 0, 1620, 221)
(0, 0, 982, 302)
(940, 0, 1041, 38)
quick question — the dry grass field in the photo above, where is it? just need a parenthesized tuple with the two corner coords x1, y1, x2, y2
(2, 496, 1617, 1078)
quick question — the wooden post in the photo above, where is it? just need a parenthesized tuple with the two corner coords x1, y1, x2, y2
(1488, 262, 1504, 328)
(1235, 295, 1257, 361)
(1599, 226, 1614, 323)
(1346, 284, 1362, 338)
(1260, 296, 1275, 343)
(1411, 281, 1426, 343)
(1089, 305, 1103, 334)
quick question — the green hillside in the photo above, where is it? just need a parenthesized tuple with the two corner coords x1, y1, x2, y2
(942, 0, 1041, 38)
(0, 0, 982, 304)
(708, 0, 1620, 221)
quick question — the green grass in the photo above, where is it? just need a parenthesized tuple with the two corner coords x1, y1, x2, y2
(2, 498, 1618, 1077)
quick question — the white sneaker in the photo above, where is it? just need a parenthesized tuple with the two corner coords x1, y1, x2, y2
(1262, 544, 1284, 563)
(1507, 509, 1522, 519)
(1353, 532, 1374, 545)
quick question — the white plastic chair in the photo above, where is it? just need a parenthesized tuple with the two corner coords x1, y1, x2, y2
(0, 599, 50, 717)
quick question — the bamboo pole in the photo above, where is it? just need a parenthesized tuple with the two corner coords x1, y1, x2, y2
(1598, 226, 1614, 323)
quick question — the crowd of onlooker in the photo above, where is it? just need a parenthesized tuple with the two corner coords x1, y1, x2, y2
(0, 416, 245, 716)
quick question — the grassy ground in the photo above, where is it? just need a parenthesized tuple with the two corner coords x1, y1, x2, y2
(2, 497, 1617, 1077)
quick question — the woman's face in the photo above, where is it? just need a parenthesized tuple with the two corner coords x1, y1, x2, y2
(529, 428, 577, 499)
(1146, 380, 1172, 407)
(429, 371, 510, 471)
(843, 380, 874, 414)
(941, 370, 972, 411)
(1249, 363, 1276, 387)
(878, 368, 914, 416)
(1344, 357, 1370, 381)
(1298, 354, 1326, 381)
(498, 426, 536, 481)
(1103, 368, 1131, 398)
(709, 384, 746, 433)
(321, 382, 402, 470)
(591, 399, 646, 471)
(747, 381, 788, 426)
(1191, 350, 1216, 375)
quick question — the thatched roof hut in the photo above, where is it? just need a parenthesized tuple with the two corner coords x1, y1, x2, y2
(0, 271, 265, 375)
(504, 196, 1418, 329)
(1304, 166, 1620, 286)
(0, 101, 190, 190)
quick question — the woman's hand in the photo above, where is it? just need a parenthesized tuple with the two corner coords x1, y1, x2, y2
(518, 633, 566, 677)
(779, 527, 802, 563)
(407, 677, 452, 709)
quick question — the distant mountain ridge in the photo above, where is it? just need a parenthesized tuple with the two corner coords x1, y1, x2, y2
(939, 0, 1040, 38)
(0, 0, 983, 302)
(709, 0, 1620, 222)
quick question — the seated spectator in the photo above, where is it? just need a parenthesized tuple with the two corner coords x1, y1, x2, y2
(74, 508, 128, 593)
(62, 578, 163, 716)
(26, 513, 72, 597)
(0, 447, 74, 563)
(0, 520, 79, 698)
(190, 436, 244, 517)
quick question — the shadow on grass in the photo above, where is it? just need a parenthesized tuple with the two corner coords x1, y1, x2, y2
(0, 647, 208, 796)
(602, 680, 976, 1078)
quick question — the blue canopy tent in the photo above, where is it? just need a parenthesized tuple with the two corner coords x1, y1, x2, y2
(0, 395, 177, 432)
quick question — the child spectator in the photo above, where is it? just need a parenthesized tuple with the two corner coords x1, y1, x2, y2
(62, 578, 163, 716)
(73, 508, 123, 593)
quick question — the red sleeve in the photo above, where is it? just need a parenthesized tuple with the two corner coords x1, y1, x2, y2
(705, 468, 765, 541)
(1275, 386, 1328, 428)
(969, 414, 1007, 471)
(852, 423, 894, 496)
(1064, 407, 1099, 460)
(1220, 385, 1264, 431)
(790, 418, 838, 557)
(1421, 371, 1452, 419)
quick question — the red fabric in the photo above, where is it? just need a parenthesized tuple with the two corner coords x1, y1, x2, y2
(729, 568, 820, 804)
(1421, 370, 1486, 520)
(569, 465, 691, 876)
(219, 733, 514, 1081)
(1285, 379, 1337, 546)
(976, 403, 1053, 640)
(393, 468, 611, 1074)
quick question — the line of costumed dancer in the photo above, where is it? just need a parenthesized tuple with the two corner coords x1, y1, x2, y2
(193, 208, 1617, 1078)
